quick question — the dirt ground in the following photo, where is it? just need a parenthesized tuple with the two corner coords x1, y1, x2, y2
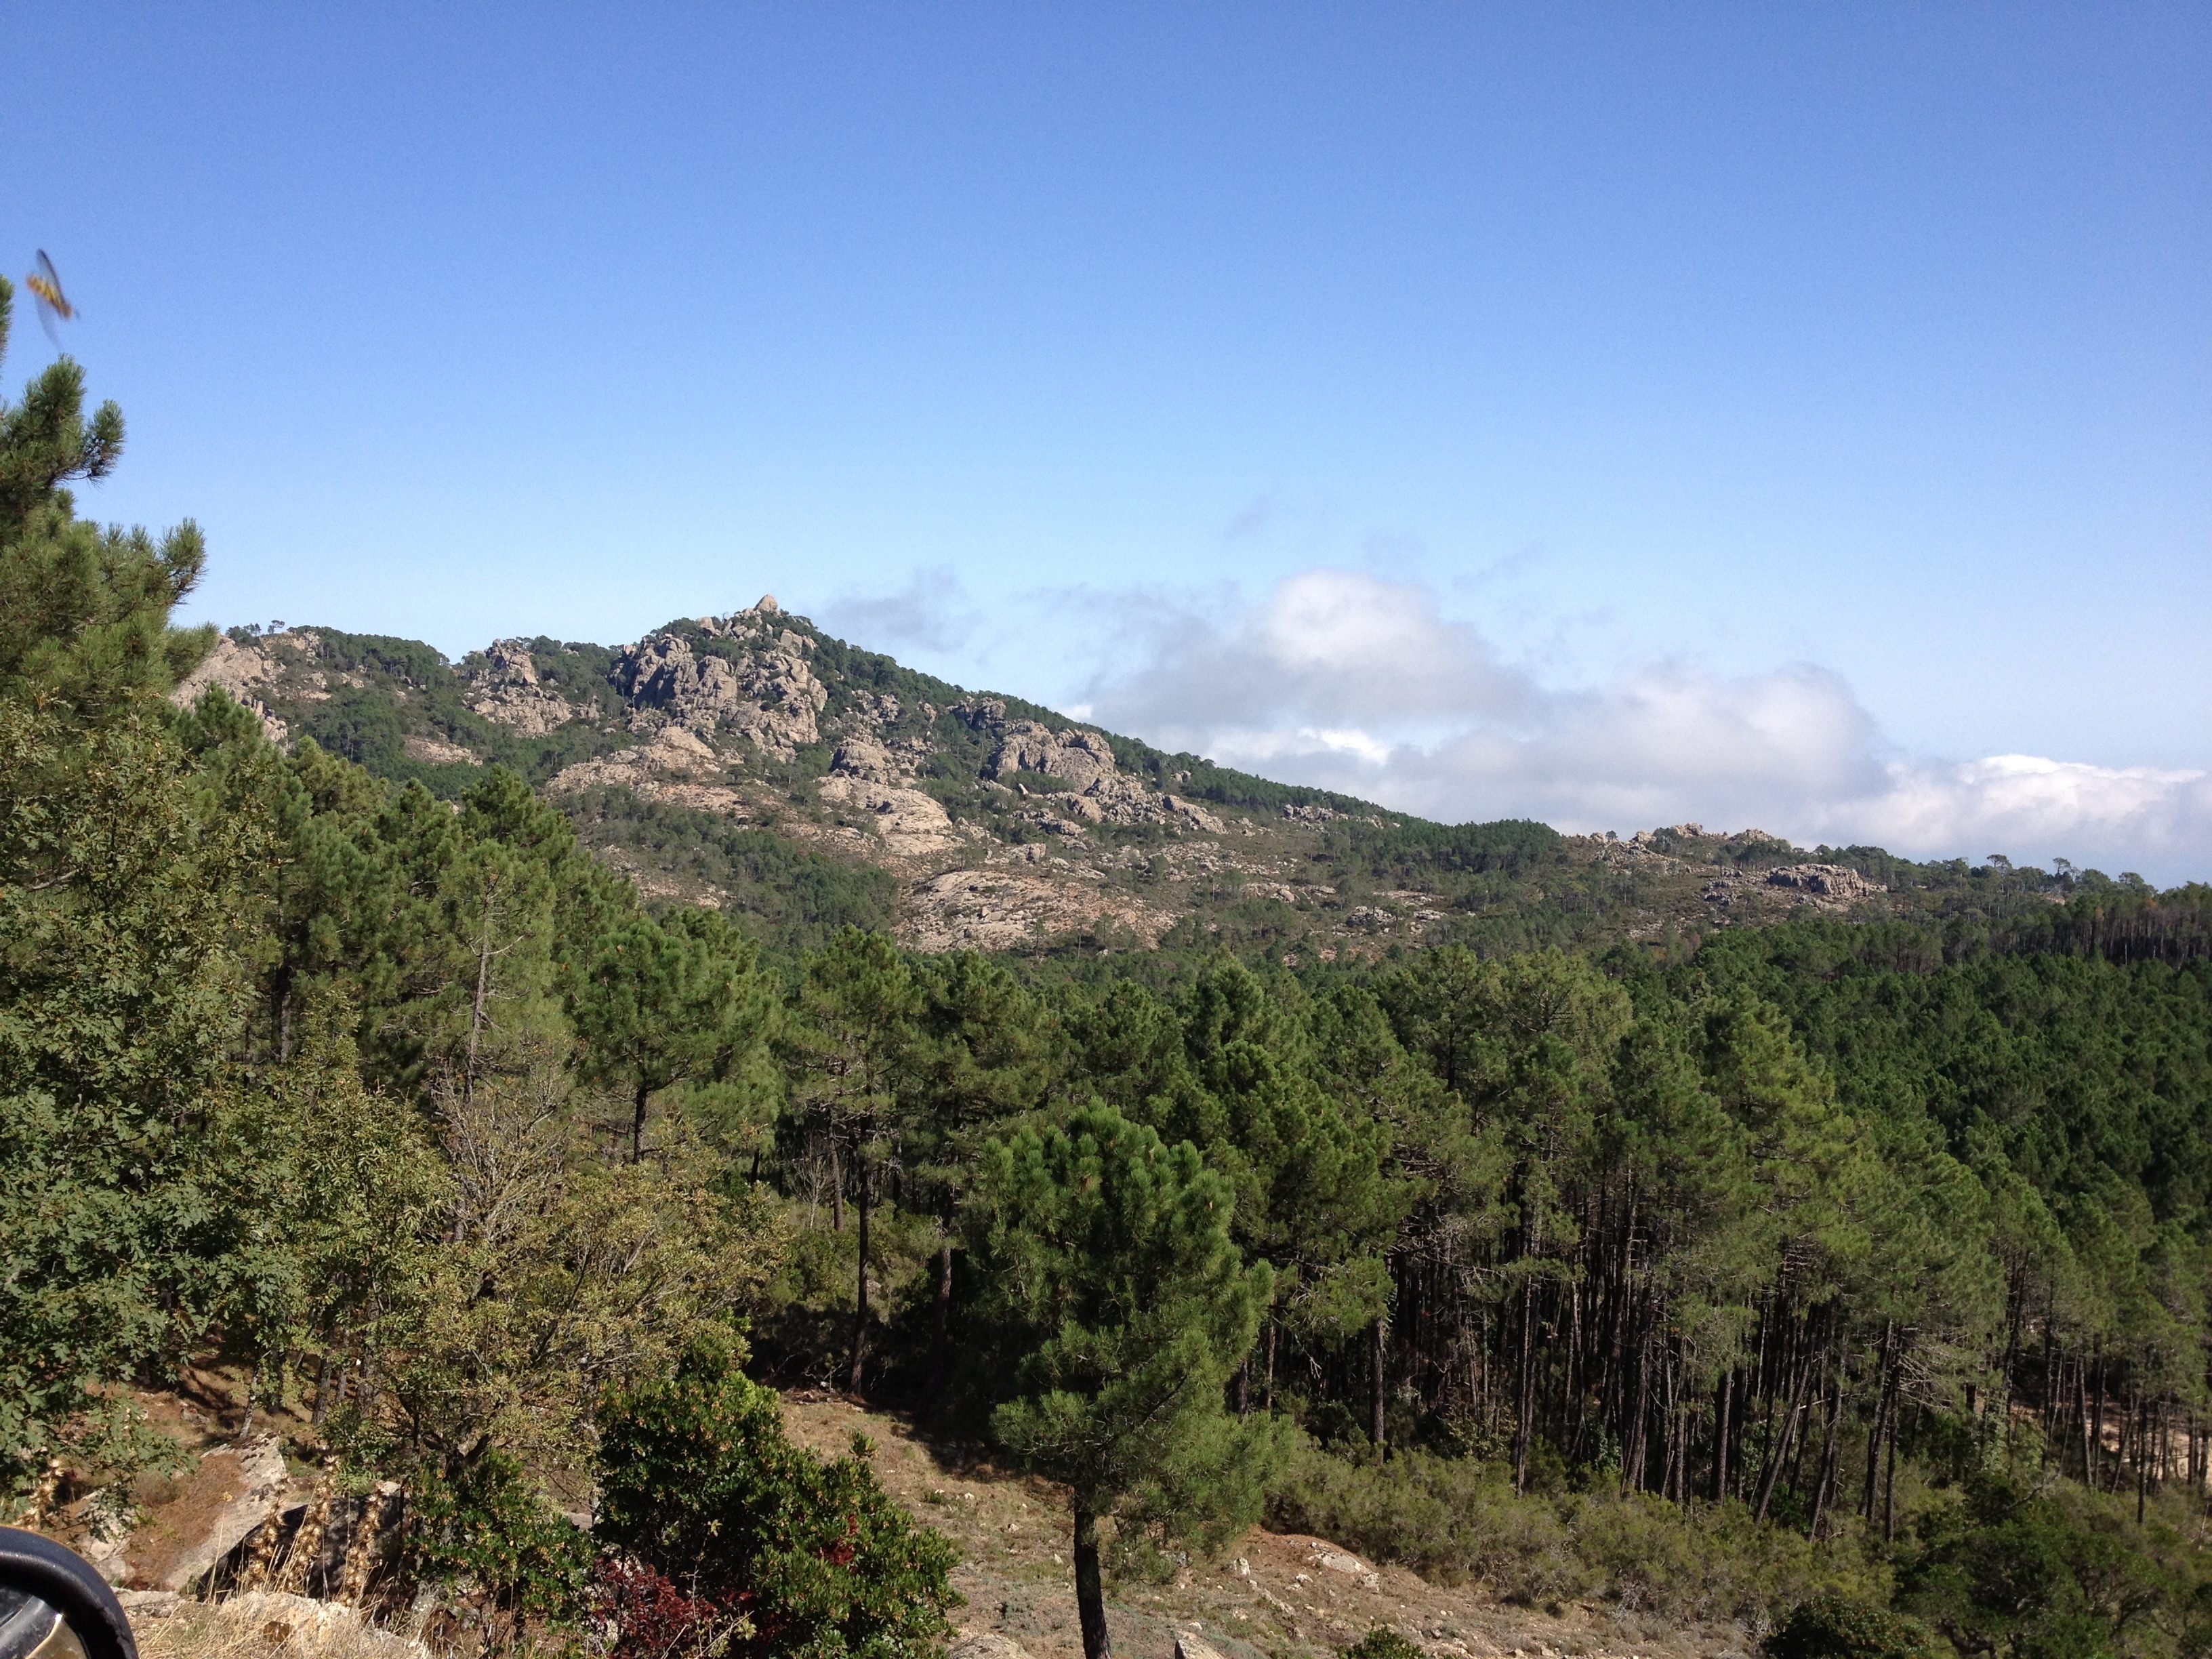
(777, 1393, 1755, 1659)
(91, 1361, 1753, 1658)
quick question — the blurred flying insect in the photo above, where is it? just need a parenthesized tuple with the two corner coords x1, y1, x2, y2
(24, 249, 75, 342)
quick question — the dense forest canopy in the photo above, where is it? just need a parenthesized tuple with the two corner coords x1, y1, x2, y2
(5, 287, 2212, 1658)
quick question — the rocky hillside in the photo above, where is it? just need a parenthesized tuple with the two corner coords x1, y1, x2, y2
(172, 598, 2067, 964)
(106, 1356, 1744, 1659)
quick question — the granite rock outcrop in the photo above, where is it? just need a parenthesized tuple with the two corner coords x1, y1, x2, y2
(462, 639, 574, 736)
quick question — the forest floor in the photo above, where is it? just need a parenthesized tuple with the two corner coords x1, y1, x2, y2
(777, 1392, 1758, 1659)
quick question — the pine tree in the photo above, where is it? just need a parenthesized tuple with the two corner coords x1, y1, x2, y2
(902, 952, 1062, 1386)
(971, 1103, 1288, 1659)
(0, 285, 266, 1507)
(781, 927, 919, 1393)
(0, 276, 209, 722)
(565, 906, 773, 1162)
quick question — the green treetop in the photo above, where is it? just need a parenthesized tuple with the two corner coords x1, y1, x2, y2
(970, 1102, 1288, 1659)
(0, 276, 209, 723)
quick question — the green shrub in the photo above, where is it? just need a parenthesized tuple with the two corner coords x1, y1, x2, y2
(1338, 1631, 1426, 1659)
(1896, 1473, 2180, 1659)
(1764, 1595, 1937, 1659)
(1269, 1437, 1561, 1591)
(596, 1338, 962, 1659)
(1269, 1437, 1885, 1629)
(399, 1447, 592, 1620)
(1572, 1490, 1873, 1627)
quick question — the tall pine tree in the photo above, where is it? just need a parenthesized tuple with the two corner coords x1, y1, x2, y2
(971, 1103, 1288, 1659)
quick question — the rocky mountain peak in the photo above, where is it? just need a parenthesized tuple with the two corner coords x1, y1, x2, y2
(164, 607, 1912, 960)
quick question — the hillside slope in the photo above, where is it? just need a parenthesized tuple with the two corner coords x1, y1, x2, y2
(776, 1391, 1734, 1659)
(173, 598, 2116, 964)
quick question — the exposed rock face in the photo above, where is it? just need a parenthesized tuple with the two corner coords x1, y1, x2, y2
(611, 633, 747, 735)
(544, 726, 752, 820)
(949, 1635, 1035, 1659)
(1307, 1543, 1381, 1591)
(401, 733, 474, 765)
(178, 600, 1404, 961)
(1160, 794, 1226, 834)
(1767, 863, 1884, 901)
(613, 613, 828, 755)
(831, 735, 900, 783)
(905, 865, 1168, 953)
(463, 639, 574, 736)
(985, 721, 1120, 793)
(550, 725, 715, 787)
(817, 774, 962, 859)
(169, 634, 289, 745)
(963, 708, 1226, 834)
(119, 1434, 291, 1591)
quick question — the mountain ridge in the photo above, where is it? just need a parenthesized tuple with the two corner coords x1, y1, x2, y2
(171, 597, 2163, 964)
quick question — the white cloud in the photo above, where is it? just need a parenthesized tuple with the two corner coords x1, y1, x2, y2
(1090, 569, 1525, 741)
(1078, 569, 2211, 882)
(1839, 756, 2212, 876)
(816, 566, 981, 654)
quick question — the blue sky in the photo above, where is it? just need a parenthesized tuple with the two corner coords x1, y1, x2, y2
(5, 4, 2207, 875)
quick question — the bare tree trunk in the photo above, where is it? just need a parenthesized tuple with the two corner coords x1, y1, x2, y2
(1514, 1286, 1534, 1492)
(2137, 1395, 2149, 1523)
(1756, 1351, 1816, 1523)
(933, 1227, 954, 1387)
(1809, 1379, 1842, 1539)
(2039, 1311, 2058, 1463)
(1265, 1322, 1277, 1414)
(2078, 1362, 2095, 1486)
(1627, 1339, 1651, 1492)
(2091, 1344, 2107, 1489)
(848, 1155, 872, 1395)
(466, 883, 496, 1098)
(1883, 1404, 1900, 1542)
(632, 1080, 651, 1164)
(1677, 1406, 1694, 1510)
(1656, 1361, 1680, 1504)
(1862, 1320, 1894, 1518)
(1713, 1371, 1732, 1502)
(2110, 1387, 2128, 1494)
(1073, 1503, 1113, 1659)
(1372, 1316, 1388, 1456)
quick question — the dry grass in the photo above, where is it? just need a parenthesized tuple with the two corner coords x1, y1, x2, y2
(132, 1595, 426, 1659)
(776, 1393, 1729, 1659)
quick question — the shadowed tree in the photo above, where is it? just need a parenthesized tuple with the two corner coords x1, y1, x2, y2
(782, 926, 919, 1394)
(902, 951, 1062, 1387)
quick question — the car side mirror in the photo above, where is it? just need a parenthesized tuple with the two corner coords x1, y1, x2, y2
(0, 1529, 137, 1659)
